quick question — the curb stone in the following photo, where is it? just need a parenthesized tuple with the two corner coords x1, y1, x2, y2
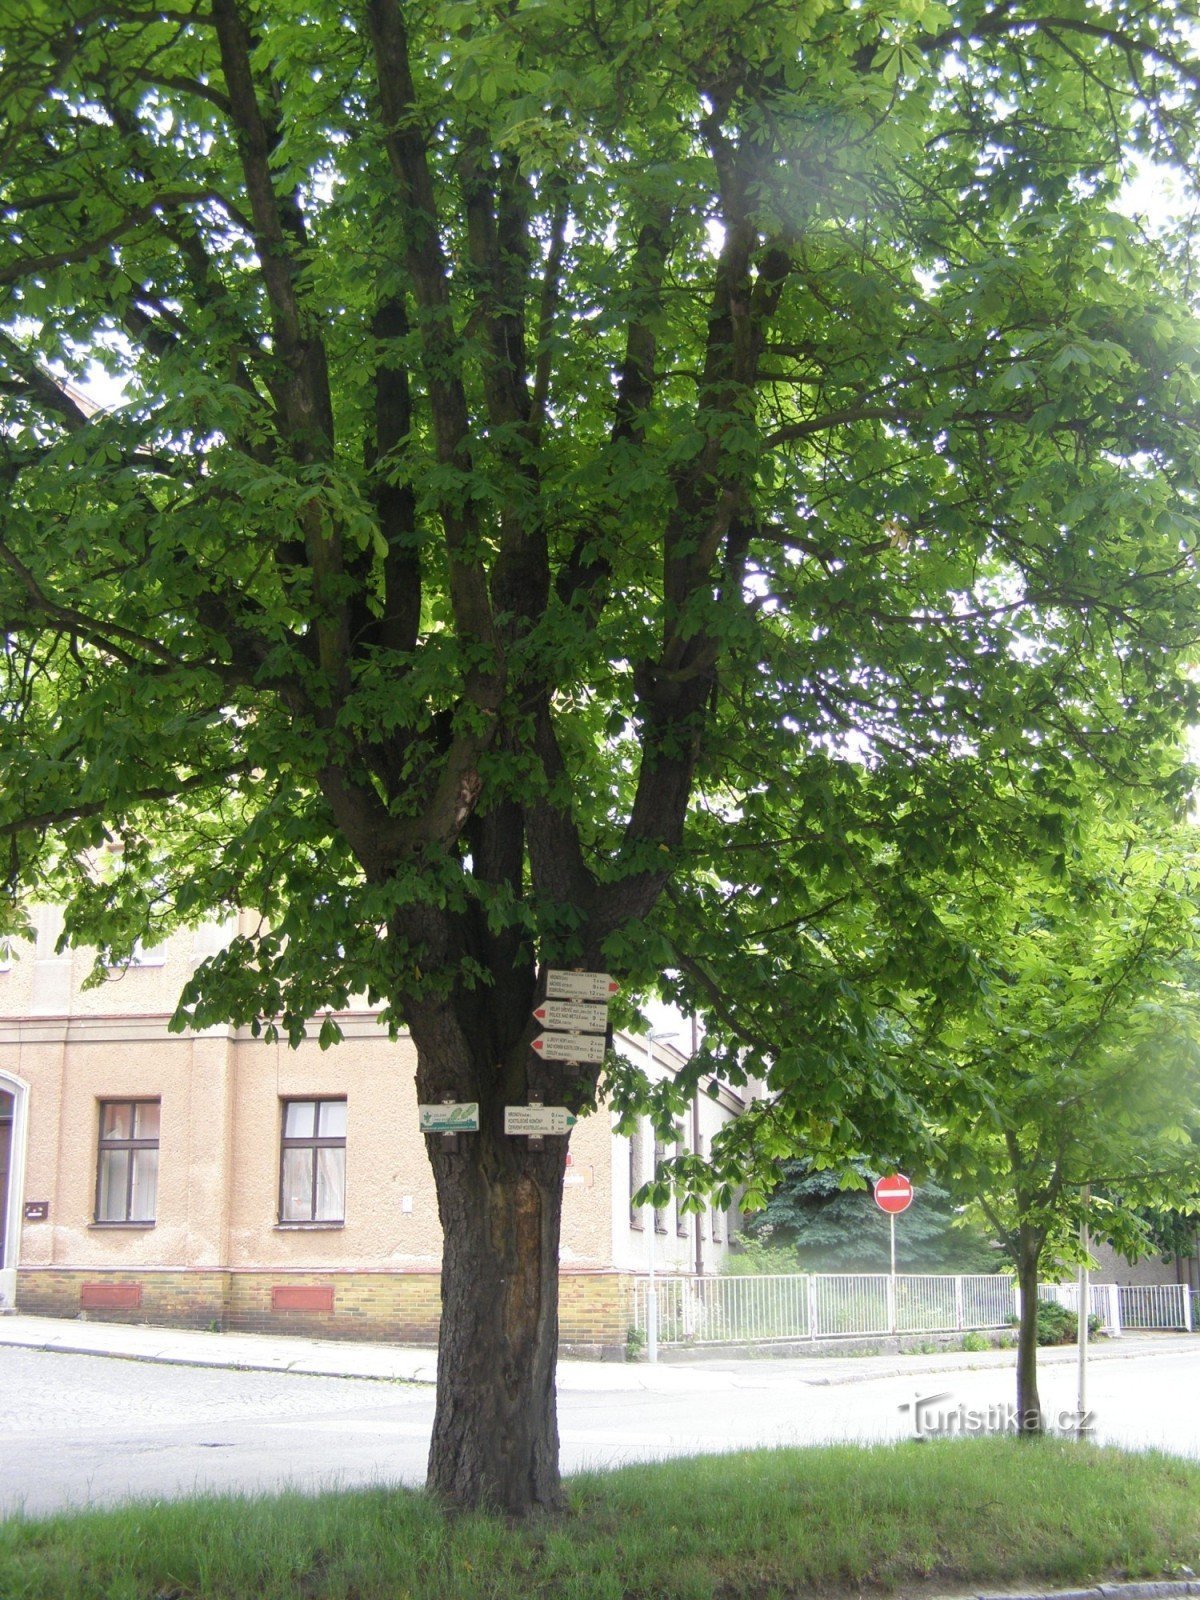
(975, 1582, 1200, 1600)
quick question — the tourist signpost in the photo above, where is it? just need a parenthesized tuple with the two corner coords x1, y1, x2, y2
(544, 970, 619, 1003)
(528, 969, 616, 1067)
(504, 1106, 574, 1137)
(531, 999, 609, 1032)
(530, 1029, 607, 1064)
(508, 969, 618, 1145)
(418, 1103, 480, 1152)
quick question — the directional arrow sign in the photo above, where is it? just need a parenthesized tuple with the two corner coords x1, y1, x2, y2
(418, 1103, 480, 1134)
(530, 1030, 607, 1064)
(504, 1106, 574, 1136)
(544, 969, 619, 1003)
(531, 999, 609, 1033)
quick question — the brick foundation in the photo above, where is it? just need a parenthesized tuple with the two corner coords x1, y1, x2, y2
(18, 1269, 231, 1330)
(16, 1266, 636, 1354)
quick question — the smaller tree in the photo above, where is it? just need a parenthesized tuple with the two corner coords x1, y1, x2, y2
(915, 814, 1200, 1432)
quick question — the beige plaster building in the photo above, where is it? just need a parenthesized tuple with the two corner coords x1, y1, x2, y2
(0, 909, 742, 1355)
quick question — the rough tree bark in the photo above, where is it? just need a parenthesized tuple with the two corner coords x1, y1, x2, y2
(405, 940, 587, 1514)
(425, 1121, 568, 1512)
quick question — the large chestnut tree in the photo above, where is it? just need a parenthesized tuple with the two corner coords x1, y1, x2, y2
(2, 0, 1199, 1513)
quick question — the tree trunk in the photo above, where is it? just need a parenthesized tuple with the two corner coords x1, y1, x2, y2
(424, 1122, 567, 1513)
(406, 969, 575, 1516)
(1014, 1225, 1044, 1435)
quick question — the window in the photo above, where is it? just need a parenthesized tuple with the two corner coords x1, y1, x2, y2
(698, 1134, 708, 1240)
(104, 939, 165, 971)
(96, 1100, 160, 1224)
(279, 1099, 346, 1223)
(628, 1122, 644, 1231)
(675, 1126, 690, 1239)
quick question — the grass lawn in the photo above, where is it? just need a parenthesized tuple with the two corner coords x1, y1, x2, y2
(1, 1439, 1198, 1600)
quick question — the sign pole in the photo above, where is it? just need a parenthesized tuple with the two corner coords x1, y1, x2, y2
(642, 1026, 678, 1365)
(1077, 1183, 1090, 1438)
(874, 1175, 913, 1338)
(646, 1030, 658, 1366)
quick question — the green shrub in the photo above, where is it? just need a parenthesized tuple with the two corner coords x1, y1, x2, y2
(722, 1230, 803, 1276)
(1035, 1301, 1102, 1345)
(1036, 1301, 1077, 1344)
(961, 1331, 990, 1352)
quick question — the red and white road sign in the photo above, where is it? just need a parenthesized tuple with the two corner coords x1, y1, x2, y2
(874, 1174, 914, 1214)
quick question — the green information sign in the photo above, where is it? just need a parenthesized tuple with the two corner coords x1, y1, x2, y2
(418, 1102, 480, 1134)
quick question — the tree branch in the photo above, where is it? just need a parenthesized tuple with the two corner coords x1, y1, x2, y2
(0, 763, 253, 840)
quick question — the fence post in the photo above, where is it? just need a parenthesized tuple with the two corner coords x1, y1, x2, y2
(1109, 1283, 1121, 1338)
(1183, 1284, 1192, 1333)
(807, 1275, 819, 1340)
(954, 1276, 964, 1331)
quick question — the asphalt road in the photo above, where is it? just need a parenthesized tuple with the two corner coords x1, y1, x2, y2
(3, 1341, 1199, 1517)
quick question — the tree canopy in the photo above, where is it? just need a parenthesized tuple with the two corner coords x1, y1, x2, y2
(922, 812, 1200, 1256)
(892, 807, 1200, 1426)
(2, 0, 1200, 1510)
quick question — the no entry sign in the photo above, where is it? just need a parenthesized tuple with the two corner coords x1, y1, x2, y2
(874, 1174, 914, 1214)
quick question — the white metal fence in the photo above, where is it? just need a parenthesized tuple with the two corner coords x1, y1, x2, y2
(1118, 1283, 1193, 1331)
(1037, 1280, 1121, 1333)
(630, 1271, 1196, 1347)
(632, 1272, 1023, 1347)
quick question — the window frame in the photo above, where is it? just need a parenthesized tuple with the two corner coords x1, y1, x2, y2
(628, 1122, 644, 1232)
(674, 1125, 690, 1239)
(103, 938, 166, 972)
(278, 1098, 347, 1226)
(653, 1136, 668, 1235)
(94, 1098, 160, 1226)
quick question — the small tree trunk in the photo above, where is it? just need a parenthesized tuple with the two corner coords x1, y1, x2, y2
(425, 1124, 567, 1514)
(1015, 1225, 1044, 1435)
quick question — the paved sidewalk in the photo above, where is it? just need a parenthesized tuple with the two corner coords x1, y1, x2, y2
(0, 1311, 1189, 1393)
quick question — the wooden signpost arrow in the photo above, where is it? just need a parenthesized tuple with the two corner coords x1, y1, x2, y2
(528, 970, 617, 1068)
(544, 970, 619, 1003)
(531, 999, 609, 1033)
(530, 1029, 606, 1064)
(504, 1106, 574, 1136)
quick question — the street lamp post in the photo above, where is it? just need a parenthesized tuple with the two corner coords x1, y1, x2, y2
(644, 1027, 678, 1365)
